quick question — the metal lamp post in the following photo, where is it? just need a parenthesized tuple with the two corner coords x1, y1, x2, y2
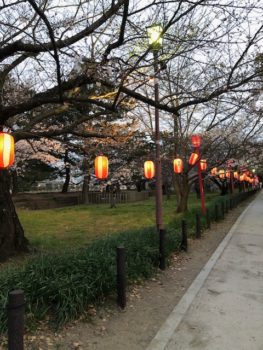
(191, 135, 206, 214)
(147, 24, 164, 232)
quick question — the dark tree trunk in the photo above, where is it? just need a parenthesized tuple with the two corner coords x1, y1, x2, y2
(61, 149, 70, 193)
(176, 175, 190, 213)
(11, 169, 19, 195)
(82, 174, 90, 204)
(62, 165, 70, 193)
(0, 170, 28, 261)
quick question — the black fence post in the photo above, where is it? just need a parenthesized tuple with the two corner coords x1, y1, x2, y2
(215, 204, 219, 222)
(195, 213, 201, 239)
(7, 289, 25, 350)
(206, 208, 211, 229)
(180, 220, 188, 252)
(221, 202, 225, 219)
(159, 229, 166, 270)
(116, 246, 126, 309)
(225, 200, 229, 214)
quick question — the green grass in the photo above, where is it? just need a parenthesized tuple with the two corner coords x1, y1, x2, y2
(18, 193, 218, 251)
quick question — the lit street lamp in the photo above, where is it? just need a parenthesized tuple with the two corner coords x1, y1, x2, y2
(147, 24, 164, 233)
(191, 135, 206, 214)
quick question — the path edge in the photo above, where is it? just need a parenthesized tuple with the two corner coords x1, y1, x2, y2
(146, 195, 258, 350)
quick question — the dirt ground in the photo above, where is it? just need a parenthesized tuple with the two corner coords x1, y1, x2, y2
(0, 200, 252, 350)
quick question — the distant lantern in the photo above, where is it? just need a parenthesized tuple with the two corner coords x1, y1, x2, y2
(200, 159, 207, 171)
(188, 152, 199, 165)
(144, 160, 155, 179)
(0, 132, 15, 169)
(191, 134, 201, 148)
(95, 155, 108, 179)
(218, 169, 225, 179)
(211, 167, 217, 176)
(226, 170, 231, 179)
(173, 158, 183, 174)
(239, 174, 245, 182)
(234, 171, 239, 179)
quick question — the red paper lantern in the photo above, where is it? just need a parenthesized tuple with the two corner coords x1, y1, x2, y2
(211, 167, 217, 176)
(0, 132, 15, 169)
(191, 134, 201, 148)
(226, 170, 231, 179)
(239, 174, 245, 181)
(188, 152, 199, 165)
(173, 158, 183, 174)
(200, 159, 207, 171)
(95, 155, 108, 179)
(218, 169, 225, 179)
(144, 160, 155, 179)
(234, 171, 239, 179)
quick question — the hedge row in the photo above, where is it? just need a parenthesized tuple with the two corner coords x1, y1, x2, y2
(0, 189, 258, 333)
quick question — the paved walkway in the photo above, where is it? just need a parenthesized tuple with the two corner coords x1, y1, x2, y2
(147, 191, 263, 350)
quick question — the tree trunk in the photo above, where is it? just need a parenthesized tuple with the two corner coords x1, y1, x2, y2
(11, 169, 19, 195)
(82, 175, 90, 204)
(62, 149, 70, 193)
(176, 174, 190, 213)
(62, 165, 70, 193)
(0, 170, 28, 261)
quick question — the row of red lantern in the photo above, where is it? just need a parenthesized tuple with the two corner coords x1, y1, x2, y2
(95, 156, 207, 181)
(144, 157, 207, 179)
(210, 167, 257, 182)
(1, 132, 257, 184)
(0, 133, 111, 181)
(0, 132, 203, 169)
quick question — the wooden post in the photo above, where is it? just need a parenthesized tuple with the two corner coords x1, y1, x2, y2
(159, 229, 166, 270)
(116, 247, 126, 309)
(195, 213, 201, 239)
(180, 220, 188, 251)
(8, 290, 25, 350)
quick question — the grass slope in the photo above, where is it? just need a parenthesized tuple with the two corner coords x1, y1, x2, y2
(18, 193, 218, 251)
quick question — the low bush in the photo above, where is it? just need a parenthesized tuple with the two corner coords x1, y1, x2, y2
(0, 225, 181, 333)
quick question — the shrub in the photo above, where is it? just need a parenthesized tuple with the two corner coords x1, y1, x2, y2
(0, 226, 181, 333)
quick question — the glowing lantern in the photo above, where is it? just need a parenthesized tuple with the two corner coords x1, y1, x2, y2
(0, 132, 15, 169)
(226, 170, 231, 179)
(188, 152, 199, 165)
(144, 160, 155, 179)
(218, 169, 225, 179)
(200, 159, 207, 171)
(191, 134, 201, 148)
(95, 155, 108, 179)
(239, 174, 245, 181)
(211, 167, 217, 176)
(234, 171, 239, 179)
(173, 158, 183, 174)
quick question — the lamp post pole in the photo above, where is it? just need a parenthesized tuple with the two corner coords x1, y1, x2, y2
(153, 50, 163, 231)
(196, 147, 206, 214)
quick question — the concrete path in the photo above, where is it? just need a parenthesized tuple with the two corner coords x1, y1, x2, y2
(147, 191, 263, 350)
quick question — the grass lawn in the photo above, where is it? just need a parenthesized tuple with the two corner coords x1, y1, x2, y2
(18, 193, 218, 252)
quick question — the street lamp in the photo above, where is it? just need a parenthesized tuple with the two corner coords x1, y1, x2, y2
(147, 24, 163, 50)
(147, 24, 164, 233)
(191, 134, 206, 214)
